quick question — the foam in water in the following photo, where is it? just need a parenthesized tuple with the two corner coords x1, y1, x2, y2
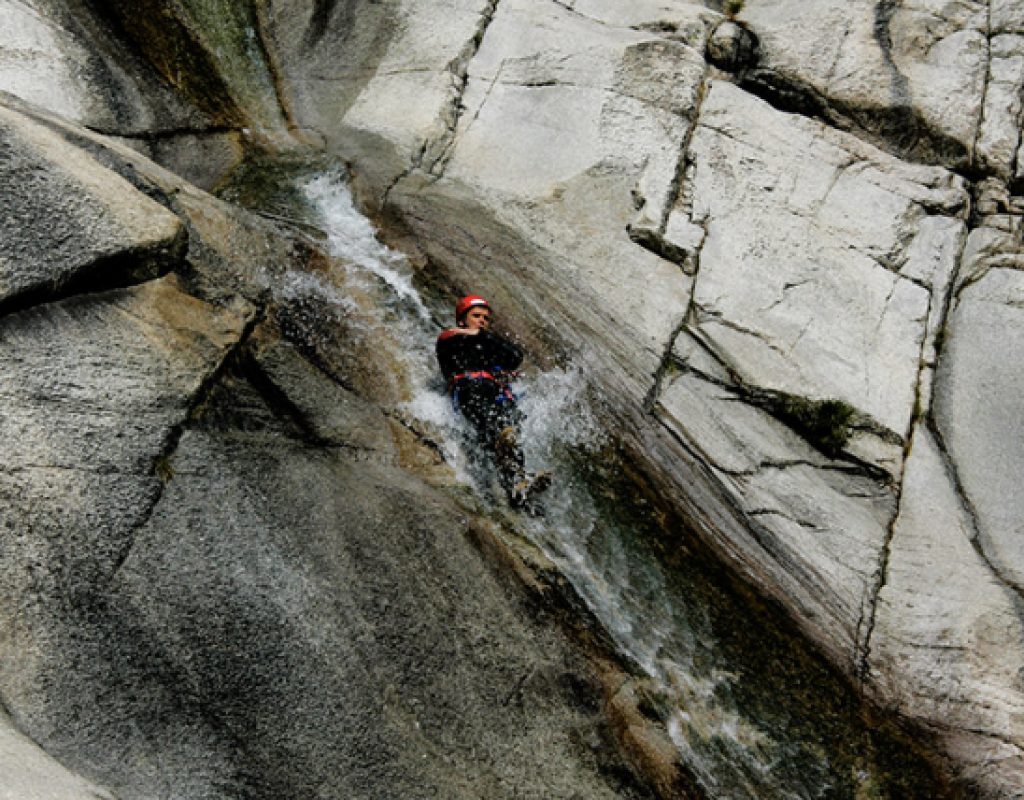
(302, 172, 430, 321)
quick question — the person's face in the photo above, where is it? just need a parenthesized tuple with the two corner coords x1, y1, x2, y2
(462, 307, 492, 330)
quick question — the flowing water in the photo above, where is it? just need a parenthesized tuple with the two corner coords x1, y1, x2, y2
(221, 161, 945, 800)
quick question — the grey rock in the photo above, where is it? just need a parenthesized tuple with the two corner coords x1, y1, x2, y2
(0, 0, 210, 135)
(0, 711, 116, 800)
(3, 339, 649, 799)
(671, 81, 966, 456)
(656, 370, 893, 669)
(706, 20, 758, 72)
(0, 276, 254, 794)
(868, 425, 1024, 796)
(3, 0, 1024, 793)
(260, 0, 500, 195)
(934, 265, 1024, 595)
(741, 0, 998, 171)
(0, 103, 184, 307)
(250, 332, 396, 454)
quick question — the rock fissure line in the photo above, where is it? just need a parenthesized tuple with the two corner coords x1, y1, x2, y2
(697, 305, 790, 357)
(823, 18, 854, 89)
(854, 443, 907, 686)
(104, 306, 262, 587)
(0, 229, 188, 324)
(926, 415, 1024, 606)
(380, 139, 429, 210)
(495, 75, 697, 117)
(423, 0, 500, 175)
(854, 211, 969, 684)
(383, 410, 449, 460)
(969, 0, 995, 171)
(715, 459, 823, 478)
(641, 314, 691, 414)
(83, 124, 241, 141)
(747, 508, 820, 530)
(549, 0, 615, 31)
(639, 91, 716, 416)
(253, 0, 301, 133)
(239, 353, 378, 452)
(448, 59, 506, 159)
(657, 76, 710, 233)
(251, 209, 330, 242)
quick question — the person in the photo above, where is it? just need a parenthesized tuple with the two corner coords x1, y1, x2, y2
(436, 294, 551, 508)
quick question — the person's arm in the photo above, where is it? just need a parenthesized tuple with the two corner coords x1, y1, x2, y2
(478, 329, 523, 371)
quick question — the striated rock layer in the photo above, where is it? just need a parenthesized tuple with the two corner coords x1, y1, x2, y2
(1, 0, 1023, 797)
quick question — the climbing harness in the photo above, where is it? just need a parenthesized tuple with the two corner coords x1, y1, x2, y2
(449, 369, 519, 413)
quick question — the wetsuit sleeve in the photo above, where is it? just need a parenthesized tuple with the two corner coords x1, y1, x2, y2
(436, 329, 461, 382)
(478, 329, 524, 371)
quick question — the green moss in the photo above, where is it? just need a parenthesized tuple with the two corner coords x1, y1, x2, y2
(89, 0, 243, 126)
(177, 0, 287, 131)
(767, 395, 856, 457)
(89, 0, 286, 132)
(154, 454, 175, 483)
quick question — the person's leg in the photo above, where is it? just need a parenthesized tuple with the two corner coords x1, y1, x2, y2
(456, 381, 549, 507)
(491, 406, 526, 492)
(457, 382, 524, 490)
(456, 381, 501, 449)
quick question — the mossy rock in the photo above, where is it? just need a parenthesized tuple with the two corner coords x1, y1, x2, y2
(755, 393, 857, 457)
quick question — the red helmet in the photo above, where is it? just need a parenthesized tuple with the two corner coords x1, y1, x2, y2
(455, 294, 490, 321)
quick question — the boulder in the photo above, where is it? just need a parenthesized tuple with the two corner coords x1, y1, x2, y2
(0, 103, 184, 308)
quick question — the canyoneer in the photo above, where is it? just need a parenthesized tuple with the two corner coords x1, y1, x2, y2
(436, 294, 552, 508)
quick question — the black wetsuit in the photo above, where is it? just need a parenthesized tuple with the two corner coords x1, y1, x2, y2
(436, 328, 525, 484)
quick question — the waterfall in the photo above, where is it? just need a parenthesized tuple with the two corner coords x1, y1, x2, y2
(241, 164, 932, 800)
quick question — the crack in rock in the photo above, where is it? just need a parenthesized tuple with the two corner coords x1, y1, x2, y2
(422, 0, 501, 176)
(926, 416, 1024, 606)
(104, 307, 262, 586)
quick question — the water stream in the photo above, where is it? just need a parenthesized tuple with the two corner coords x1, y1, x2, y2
(221, 161, 945, 799)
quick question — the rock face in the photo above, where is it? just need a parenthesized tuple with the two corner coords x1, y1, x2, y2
(0, 710, 115, 800)
(0, 98, 655, 798)
(0, 103, 184, 306)
(2, 0, 1024, 797)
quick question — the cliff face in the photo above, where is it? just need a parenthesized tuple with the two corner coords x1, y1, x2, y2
(1, 0, 1023, 797)
(0, 92, 660, 798)
(263, 1, 1024, 793)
